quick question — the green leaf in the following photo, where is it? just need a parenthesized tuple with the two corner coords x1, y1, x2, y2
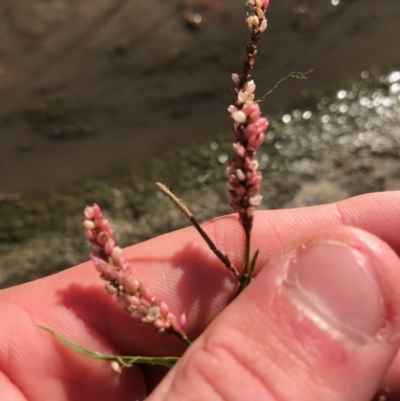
(39, 326, 179, 369)
(248, 248, 260, 281)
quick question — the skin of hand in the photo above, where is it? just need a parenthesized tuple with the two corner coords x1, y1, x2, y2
(2, 191, 400, 401)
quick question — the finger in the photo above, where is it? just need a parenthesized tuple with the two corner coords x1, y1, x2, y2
(149, 225, 400, 401)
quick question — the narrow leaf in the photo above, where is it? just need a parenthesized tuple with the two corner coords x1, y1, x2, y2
(39, 326, 179, 369)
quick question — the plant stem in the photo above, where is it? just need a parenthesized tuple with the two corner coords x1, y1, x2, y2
(238, 230, 252, 293)
(156, 182, 240, 281)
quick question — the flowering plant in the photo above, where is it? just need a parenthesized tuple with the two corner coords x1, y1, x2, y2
(43, 0, 272, 371)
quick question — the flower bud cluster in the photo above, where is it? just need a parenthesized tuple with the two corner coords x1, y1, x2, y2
(247, 0, 269, 33)
(83, 204, 187, 339)
(227, 0, 269, 228)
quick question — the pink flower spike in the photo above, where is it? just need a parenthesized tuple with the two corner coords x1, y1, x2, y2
(83, 203, 190, 343)
(262, 0, 270, 9)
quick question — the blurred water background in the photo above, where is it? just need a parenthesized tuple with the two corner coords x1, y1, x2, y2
(1, 0, 400, 288)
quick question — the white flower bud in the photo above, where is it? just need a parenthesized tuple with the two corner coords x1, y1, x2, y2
(83, 220, 96, 230)
(231, 73, 240, 85)
(231, 110, 247, 124)
(247, 15, 259, 29)
(236, 169, 246, 181)
(246, 80, 256, 94)
(249, 194, 263, 206)
(111, 361, 122, 374)
(84, 206, 94, 219)
(259, 18, 267, 32)
(237, 90, 248, 103)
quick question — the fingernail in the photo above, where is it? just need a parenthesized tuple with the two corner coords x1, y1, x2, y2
(284, 240, 385, 339)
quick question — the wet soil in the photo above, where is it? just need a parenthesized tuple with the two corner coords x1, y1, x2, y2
(1, 0, 400, 191)
(1, 0, 400, 288)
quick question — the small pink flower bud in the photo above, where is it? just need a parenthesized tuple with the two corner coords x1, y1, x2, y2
(228, 105, 238, 113)
(248, 174, 262, 186)
(84, 206, 94, 220)
(246, 80, 256, 95)
(116, 294, 131, 308)
(85, 229, 95, 240)
(92, 256, 115, 278)
(243, 102, 260, 116)
(154, 318, 169, 329)
(141, 287, 155, 303)
(104, 238, 116, 255)
(160, 301, 170, 318)
(179, 313, 186, 329)
(123, 276, 140, 294)
(111, 246, 122, 263)
(129, 295, 140, 306)
(233, 184, 247, 197)
(167, 313, 182, 333)
(232, 143, 246, 158)
(96, 231, 109, 246)
(248, 185, 260, 197)
(92, 204, 102, 218)
(246, 206, 256, 218)
(237, 90, 248, 104)
(106, 284, 118, 295)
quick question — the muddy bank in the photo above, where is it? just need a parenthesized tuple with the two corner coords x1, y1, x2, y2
(1, 69, 400, 288)
(1, 0, 400, 192)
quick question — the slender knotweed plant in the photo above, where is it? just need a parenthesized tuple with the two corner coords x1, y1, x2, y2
(42, 0, 271, 371)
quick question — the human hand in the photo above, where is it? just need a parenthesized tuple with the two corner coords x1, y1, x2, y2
(2, 191, 400, 401)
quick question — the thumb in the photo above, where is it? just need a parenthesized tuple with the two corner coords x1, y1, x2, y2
(148, 225, 400, 401)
